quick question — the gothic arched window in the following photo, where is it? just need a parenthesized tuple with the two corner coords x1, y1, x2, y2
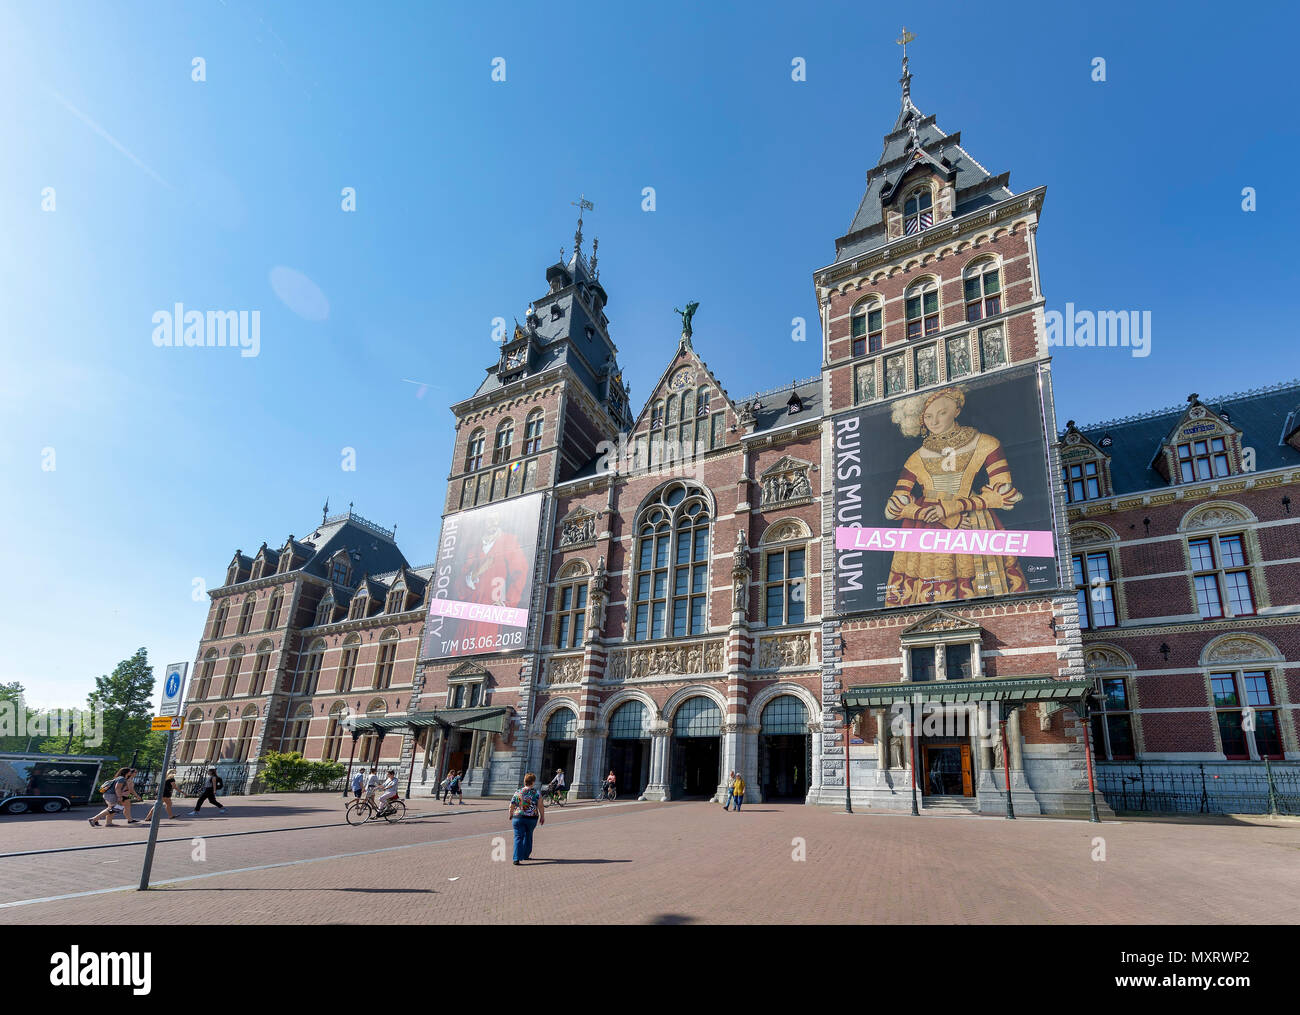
(632, 483, 711, 641)
(963, 258, 1002, 322)
(465, 429, 486, 472)
(905, 278, 940, 339)
(524, 410, 544, 455)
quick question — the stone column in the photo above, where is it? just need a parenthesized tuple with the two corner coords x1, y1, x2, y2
(807, 722, 823, 800)
(643, 727, 670, 801)
(1009, 708, 1024, 771)
(570, 727, 598, 800)
(741, 723, 760, 803)
(720, 721, 742, 802)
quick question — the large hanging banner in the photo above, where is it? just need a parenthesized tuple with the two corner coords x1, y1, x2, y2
(833, 362, 1059, 612)
(422, 492, 546, 660)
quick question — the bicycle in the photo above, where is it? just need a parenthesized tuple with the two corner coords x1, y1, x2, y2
(595, 783, 617, 802)
(345, 795, 407, 825)
(542, 785, 567, 807)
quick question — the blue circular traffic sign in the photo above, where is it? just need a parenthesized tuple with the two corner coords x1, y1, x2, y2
(166, 672, 181, 697)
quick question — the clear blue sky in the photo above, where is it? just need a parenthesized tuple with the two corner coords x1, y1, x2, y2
(3, 1, 1297, 707)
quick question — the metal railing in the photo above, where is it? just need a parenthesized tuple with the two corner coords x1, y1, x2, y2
(1095, 760, 1298, 816)
(174, 763, 252, 797)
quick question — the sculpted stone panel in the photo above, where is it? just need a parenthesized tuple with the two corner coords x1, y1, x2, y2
(606, 640, 726, 681)
(547, 653, 584, 685)
(757, 633, 813, 670)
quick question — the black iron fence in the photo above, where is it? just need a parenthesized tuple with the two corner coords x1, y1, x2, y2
(1096, 760, 1299, 816)
(174, 764, 252, 797)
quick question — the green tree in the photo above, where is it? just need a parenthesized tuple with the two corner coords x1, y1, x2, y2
(39, 649, 156, 764)
(0, 681, 33, 752)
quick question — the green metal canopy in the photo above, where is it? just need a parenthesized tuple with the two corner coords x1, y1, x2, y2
(842, 677, 1092, 712)
(347, 707, 508, 734)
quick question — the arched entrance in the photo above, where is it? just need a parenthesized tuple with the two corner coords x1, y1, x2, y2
(541, 708, 577, 786)
(671, 696, 721, 797)
(605, 700, 650, 797)
(759, 696, 810, 800)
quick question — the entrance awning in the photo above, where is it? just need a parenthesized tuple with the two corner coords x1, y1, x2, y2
(842, 677, 1092, 712)
(347, 707, 508, 734)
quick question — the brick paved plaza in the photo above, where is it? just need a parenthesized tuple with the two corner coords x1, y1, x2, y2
(2, 794, 1298, 925)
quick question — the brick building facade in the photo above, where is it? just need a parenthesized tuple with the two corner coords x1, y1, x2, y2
(176, 57, 1299, 814)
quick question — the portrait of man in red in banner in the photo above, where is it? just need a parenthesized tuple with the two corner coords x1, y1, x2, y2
(456, 509, 530, 643)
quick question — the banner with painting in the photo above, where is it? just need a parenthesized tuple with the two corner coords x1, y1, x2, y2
(833, 363, 1059, 612)
(421, 492, 546, 660)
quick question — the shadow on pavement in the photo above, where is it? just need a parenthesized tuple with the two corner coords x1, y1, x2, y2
(166, 886, 438, 894)
(522, 858, 631, 865)
(649, 913, 694, 924)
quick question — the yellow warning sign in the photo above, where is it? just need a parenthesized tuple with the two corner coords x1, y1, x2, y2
(151, 716, 185, 731)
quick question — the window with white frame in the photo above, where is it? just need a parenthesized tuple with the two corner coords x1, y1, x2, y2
(905, 280, 940, 339)
(1177, 436, 1230, 482)
(1072, 551, 1117, 628)
(963, 261, 1002, 322)
(1211, 670, 1283, 760)
(1089, 677, 1135, 760)
(1065, 460, 1102, 502)
(1189, 533, 1255, 619)
(851, 299, 883, 356)
(764, 545, 805, 626)
(465, 429, 486, 472)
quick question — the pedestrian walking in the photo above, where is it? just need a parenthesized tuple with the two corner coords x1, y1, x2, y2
(192, 768, 227, 813)
(350, 767, 365, 800)
(452, 771, 465, 804)
(441, 770, 455, 804)
(89, 767, 132, 827)
(145, 770, 178, 821)
(508, 772, 545, 865)
(437, 770, 450, 802)
(723, 770, 736, 810)
(731, 771, 746, 812)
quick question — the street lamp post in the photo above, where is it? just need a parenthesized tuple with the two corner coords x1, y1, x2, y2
(999, 703, 1015, 820)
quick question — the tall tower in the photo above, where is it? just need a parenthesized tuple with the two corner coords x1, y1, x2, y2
(815, 36, 1096, 816)
(415, 204, 633, 796)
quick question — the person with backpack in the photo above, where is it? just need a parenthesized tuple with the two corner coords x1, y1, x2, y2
(89, 767, 132, 827)
(507, 772, 545, 864)
(192, 768, 227, 813)
(350, 767, 365, 801)
(448, 770, 465, 805)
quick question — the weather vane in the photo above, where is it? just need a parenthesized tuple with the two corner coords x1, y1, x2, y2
(896, 26, 915, 55)
(572, 193, 594, 255)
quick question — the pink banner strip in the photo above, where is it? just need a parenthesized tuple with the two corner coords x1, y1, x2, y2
(835, 526, 1055, 558)
(427, 596, 529, 628)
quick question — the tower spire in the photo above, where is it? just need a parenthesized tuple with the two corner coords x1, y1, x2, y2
(571, 193, 594, 259)
(897, 26, 916, 110)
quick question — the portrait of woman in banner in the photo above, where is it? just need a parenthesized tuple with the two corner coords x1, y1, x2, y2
(882, 385, 1028, 605)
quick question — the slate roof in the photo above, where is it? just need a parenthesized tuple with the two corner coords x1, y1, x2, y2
(734, 376, 824, 434)
(835, 96, 1014, 262)
(1071, 380, 1300, 496)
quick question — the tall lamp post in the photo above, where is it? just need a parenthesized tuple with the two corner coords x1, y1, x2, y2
(909, 692, 920, 816)
(999, 702, 1015, 820)
(1079, 694, 1102, 823)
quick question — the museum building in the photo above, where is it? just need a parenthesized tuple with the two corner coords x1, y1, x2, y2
(176, 56, 1299, 814)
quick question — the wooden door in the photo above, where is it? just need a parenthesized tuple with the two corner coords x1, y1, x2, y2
(960, 744, 973, 797)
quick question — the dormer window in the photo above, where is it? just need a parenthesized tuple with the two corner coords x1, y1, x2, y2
(386, 585, 406, 613)
(905, 280, 940, 339)
(963, 261, 1002, 322)
(550, 304, 562, 320)
(226, 562, 241, 586)
(1065, 461, 1102, 502)
(316, 598, 335, 626)
(787, 392, 804, 415)
(329, 553, 350, 586)
(904, 188, 933, 235)
(1177, 437, 1230, 482)
(851, 299, 883, 356)
(349, 594, 368, 621)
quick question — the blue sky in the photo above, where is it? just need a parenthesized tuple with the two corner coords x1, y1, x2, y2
(3, 1, 1297, 707)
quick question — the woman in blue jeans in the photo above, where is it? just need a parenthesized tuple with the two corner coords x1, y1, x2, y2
(508, 772, 545, 865)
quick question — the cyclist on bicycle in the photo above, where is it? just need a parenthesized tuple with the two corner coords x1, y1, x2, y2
(547, 768, 566, 801)
(377, 770, 400, 813)
(603, 770, 616, 799)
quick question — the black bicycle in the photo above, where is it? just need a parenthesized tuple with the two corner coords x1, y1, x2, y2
(542, 785, 567, 807)
(595, 783, 617, 802)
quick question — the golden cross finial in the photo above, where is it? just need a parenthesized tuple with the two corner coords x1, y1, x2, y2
(896, 26, 915, 56)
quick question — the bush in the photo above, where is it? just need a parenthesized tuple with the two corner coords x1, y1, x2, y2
(257, 751, 313, 791)
(304, 759, 346, 790)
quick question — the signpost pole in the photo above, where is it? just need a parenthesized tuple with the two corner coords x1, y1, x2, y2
(140, 662, 188, 891)
(138, 729, 175, 891)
